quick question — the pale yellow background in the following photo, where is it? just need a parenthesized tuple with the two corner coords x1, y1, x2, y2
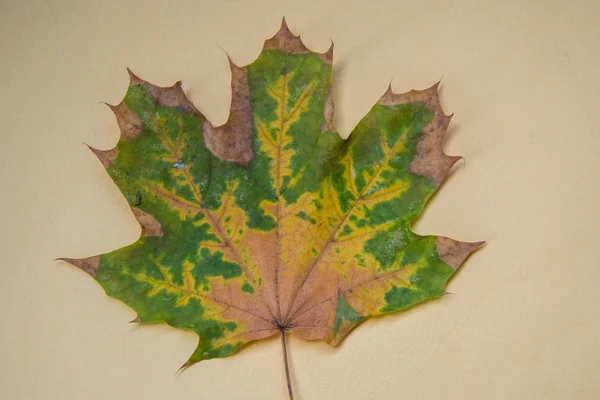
(1, 0, 599, 399)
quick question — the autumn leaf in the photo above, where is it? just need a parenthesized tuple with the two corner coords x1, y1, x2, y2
(59, 18, 483, 399)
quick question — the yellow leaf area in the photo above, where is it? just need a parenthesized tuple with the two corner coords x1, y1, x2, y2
(252, 72, 334, 321)
(281, 129, 419, 343)
(151, 114, 272, 290)
(247, 70, 419, 342)
(124, 258, 275, 349)
(254, 73, 315, 195)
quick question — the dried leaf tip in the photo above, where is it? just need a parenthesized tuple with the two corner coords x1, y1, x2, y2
(263, 17, 309, 55)
(261, 17, 334, 64)
(436, 238, 485, 270)
(104, 100, 143, 141)
(378, 81, 441, 106)
(85, 143, 119, 169)
(56, 256, 101, 278)
(278, 16, 294, 37)
(176, 360, 194, 376)
(123, 69, 199, 114)
(126, 67, 144, 86)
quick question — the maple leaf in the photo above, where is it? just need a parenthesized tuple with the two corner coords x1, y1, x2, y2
(59, 19, 483, 399)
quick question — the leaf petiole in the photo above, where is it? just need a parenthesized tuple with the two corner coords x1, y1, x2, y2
(280, 329, 294, 400)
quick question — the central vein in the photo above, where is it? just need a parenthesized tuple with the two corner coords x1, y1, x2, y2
(275, 73, 288, 322)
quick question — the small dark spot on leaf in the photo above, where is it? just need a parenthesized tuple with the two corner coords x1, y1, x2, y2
(130, 192, 142, 206)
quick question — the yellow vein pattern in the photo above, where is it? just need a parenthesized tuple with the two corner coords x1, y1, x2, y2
(145, 117, 271, 314)
(283, 129, 411, 322)
(125, 259, 272, 324)
(254, 72, 318, 320)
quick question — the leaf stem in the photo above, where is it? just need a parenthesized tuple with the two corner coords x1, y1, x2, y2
(280, 329, 294, 400)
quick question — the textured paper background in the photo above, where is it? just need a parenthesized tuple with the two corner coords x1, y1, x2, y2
(1, 0, 599, 398)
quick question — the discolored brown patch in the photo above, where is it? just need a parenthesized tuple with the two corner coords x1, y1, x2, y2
(204, 278, 280, 346)
(262, 18, 334, 65)
(126, 69, 199, 114)
(116, 69, 257, 165)
(203, 60, 254, 166)
(321, 91, 335, 133)
(436, 237, 485, 270)
(263, 18, 310, 55)
(108, 70, 202, 142)
(58, 256, 101, 278)
(106, 102, 142, 141)
(378, 82, 461, 187)
(131, 207, 163, 237)
(86, 144, 119, 169)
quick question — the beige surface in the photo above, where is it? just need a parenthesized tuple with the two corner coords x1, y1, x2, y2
(1, 0, 599, 398)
